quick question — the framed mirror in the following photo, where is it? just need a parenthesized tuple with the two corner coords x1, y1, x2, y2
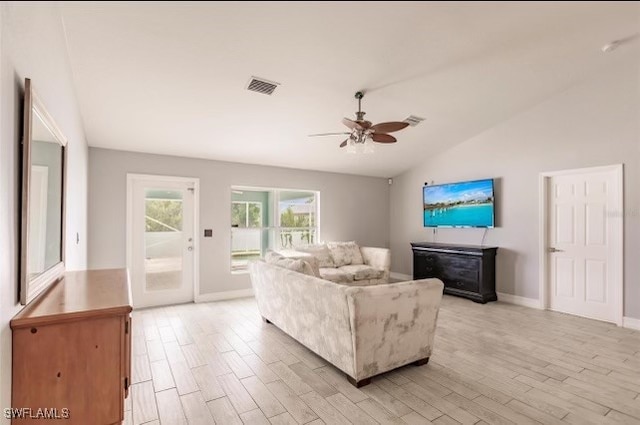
(20, 78, 67, 305)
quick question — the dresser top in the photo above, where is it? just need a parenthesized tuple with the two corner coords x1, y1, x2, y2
(11, 268, 132, 329)
(411, 242, 498, 253)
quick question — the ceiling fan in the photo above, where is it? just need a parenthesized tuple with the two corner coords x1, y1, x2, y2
(309, 91, 409, 149)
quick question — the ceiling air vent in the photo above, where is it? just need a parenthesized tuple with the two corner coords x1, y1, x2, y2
(246, 76, 280, 95)
(403, 115, 425, 127)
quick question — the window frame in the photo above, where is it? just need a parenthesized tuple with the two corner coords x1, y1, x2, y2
(230, 186, 320, 273)
(231, 200, 263, 229)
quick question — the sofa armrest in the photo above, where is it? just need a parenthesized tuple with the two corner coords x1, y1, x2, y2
(344, 278, 444, 381)
(360, 247, 390, 281)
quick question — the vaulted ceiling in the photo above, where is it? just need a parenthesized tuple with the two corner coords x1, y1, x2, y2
(59, 1, 639, 177)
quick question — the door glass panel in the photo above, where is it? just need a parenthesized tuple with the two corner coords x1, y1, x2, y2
(144, 189, 183, 291)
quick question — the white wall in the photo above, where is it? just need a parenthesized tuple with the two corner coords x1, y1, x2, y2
(0, 3, 89, 420)
(88, 148, 390, 295)
(390, 58, 640, 319)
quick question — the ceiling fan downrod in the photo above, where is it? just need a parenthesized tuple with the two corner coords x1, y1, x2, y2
(355, 91, 366, 121)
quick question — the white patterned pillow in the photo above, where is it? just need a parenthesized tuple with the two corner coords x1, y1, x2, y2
(264, 250, 285, 264)
(295, 244, 335, 268)
(273, 258, 302, 272)
(327, 241, 364, 267)
(272, 258, 316, 277)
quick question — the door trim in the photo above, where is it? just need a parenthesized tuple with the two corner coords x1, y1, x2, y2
(126, 173, 200, 307)
(538, 164, 623, 325)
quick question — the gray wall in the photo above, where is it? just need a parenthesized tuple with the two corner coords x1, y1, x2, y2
(0, 4, 89, 422)
(88, 148, 390, 295)
(390, 58, 640, 319)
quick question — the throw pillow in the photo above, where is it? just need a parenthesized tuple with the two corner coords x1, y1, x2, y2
(295, 244, 335, 268)
(264, 250, 285, 264)
(327, 241, 364, 266)
(274, 258, 305, 273)
(273, 258, 316, 277)
(300, 260, 318, 277)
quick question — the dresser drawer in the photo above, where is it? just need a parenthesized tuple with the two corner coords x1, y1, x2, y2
(435, 254, 480, 292)
(444, 274, 479, 293)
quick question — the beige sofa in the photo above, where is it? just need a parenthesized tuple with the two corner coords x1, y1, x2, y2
(249, 260, 444, 387)
(281, 241, 391, 285)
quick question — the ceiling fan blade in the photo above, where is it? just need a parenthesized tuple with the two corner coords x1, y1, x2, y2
(339, 139, 348, 148)
(342, 117, 363, 130)
(370, 121, 410, 133)
(372, 133, 397, 143)
(357, 120, 372, 129)
(308, 132, 351, 137)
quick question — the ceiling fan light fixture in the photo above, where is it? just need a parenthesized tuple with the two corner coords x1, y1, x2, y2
(346, 138, 357, 154)
(363, 137, 375, 154)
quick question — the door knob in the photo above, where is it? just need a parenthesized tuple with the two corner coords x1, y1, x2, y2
(188, 246, 193, 252)
(548, 247, 563, 253)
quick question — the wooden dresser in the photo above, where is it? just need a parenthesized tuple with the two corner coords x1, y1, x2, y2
(11, 269, 132, 424)
(412, 242, 498, 303)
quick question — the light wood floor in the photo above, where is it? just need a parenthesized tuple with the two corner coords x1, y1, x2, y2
(126, 295, 640, 425)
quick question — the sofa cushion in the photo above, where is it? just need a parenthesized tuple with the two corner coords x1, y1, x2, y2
(295, 244, 335, 268)
(328, 241, 364, 267)
(339, 264, 384, 281)
(319, 267, 354, 284)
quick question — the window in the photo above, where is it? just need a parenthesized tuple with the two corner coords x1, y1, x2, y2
(231, 201, 262, 228)
(277, 191, 317, 249)
(230, 187, 319, 272)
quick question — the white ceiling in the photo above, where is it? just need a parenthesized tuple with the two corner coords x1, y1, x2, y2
(59, 2, 639, 177)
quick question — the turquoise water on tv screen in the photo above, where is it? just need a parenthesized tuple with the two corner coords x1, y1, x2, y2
(424, 204, 494, 227)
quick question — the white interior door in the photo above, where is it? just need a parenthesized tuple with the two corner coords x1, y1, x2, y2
(546, 167, 622, 323)
(129, 176, 196, 308)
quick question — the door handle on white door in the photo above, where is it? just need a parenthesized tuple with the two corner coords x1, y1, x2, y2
(548, 247, 563, 253)
(188, 246, 193, 251)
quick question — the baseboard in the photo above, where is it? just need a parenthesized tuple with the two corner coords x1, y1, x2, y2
(390, 272, 412, 281)
(623, 316, 640, 331)
(496, 292, 542, 309)
(195, 288, 254, 303)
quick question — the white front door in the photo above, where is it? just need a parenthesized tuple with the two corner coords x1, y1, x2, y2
(129, 176, 196, 308)
(546, 167, 622, 323)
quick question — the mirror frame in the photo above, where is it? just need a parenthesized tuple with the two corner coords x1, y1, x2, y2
(20, 78, 68, 305)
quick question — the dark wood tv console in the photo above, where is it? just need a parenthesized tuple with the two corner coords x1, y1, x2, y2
(411, 242, 498, 303)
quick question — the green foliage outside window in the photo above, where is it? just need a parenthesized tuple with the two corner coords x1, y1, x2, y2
(145, 200, 183, 232)
(279, 197, 316, 247)
(232, 202, 261, 228)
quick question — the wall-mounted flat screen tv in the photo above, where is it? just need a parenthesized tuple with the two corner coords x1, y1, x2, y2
(423, 179, 495, 228)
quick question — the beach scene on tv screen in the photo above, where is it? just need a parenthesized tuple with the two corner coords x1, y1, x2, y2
(424, 179, 494, 227)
